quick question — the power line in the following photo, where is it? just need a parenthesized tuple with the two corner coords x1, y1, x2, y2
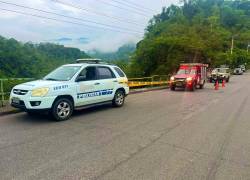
(95, 0, 148, 17)
(121, 0, 156, 13)
(106, 0, 155, 14)
(0, 1, 143, 34)
(0, 8, 144, 36)
(51, 0, 144, 27)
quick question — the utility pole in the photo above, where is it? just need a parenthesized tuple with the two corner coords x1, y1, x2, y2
(231, 35, 234, 55)
(247, 44, 250, 54)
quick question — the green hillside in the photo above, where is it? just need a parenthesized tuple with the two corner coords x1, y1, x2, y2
(0, 36, 89, 78)
(128, 0, 250, 77)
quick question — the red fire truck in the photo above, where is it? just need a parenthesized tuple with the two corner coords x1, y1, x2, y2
(170, 63, 208, 91)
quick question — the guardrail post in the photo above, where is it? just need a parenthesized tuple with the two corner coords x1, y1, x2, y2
(0, 79, 4, 107)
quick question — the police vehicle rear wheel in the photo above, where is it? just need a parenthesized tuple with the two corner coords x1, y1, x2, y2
(51, 98, 73, 121)
(113, 90, 125, 107)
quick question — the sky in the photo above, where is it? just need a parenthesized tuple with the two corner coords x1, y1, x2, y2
(0, 0, 179, 52)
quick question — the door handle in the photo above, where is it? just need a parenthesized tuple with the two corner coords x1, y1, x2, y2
(94, 82, 100, 85)
(113, 80, 118, 82)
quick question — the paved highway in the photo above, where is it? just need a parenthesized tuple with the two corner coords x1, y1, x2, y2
(1, 73, 250, 180)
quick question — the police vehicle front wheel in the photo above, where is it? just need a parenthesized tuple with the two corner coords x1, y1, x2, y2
(113, 90, 125, 107)
(51, 98, 73, 121)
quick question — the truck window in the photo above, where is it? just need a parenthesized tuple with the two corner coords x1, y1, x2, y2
(177, 69, 190, 74)
(190, 69, 197, 75)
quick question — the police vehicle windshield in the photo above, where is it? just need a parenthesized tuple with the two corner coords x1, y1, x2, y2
(44, 66, 81, 81)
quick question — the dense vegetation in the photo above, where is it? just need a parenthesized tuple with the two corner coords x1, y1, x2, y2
(0, 36, 89, 78)
(127, 0, 250, 77)
(89, 43, 136, 61)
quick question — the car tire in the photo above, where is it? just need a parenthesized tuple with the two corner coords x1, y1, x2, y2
(170, 86, 175, 91)
(51, 98, 73, 121)
(226, 78, 229, 83)
(190, 82, 196, 91)
(112, 90, 125, 107)
(199, 81, 205, 89)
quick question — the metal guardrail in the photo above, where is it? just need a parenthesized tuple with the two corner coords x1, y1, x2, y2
(0, 78, 34, 107)
(128, 75, 170, 88)
(0, 75, 170, 107)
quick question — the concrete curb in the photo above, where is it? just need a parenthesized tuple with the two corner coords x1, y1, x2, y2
(0, 86, 169, 116)
(129, 86, 169, 94)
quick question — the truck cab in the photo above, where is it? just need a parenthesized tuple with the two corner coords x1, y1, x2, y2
(170, 63, 208, 91)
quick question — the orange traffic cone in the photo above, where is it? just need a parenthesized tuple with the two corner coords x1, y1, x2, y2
(214, 80, 219, 90)
(222, 79, 225, 88)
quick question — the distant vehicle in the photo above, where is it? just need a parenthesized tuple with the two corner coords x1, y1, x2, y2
(239, 65, 246, 72)
(233, 68, 243, 75)
(10, 59, 129, 121)
(170, 63, 208, 91)
(209, 68, 231, 83)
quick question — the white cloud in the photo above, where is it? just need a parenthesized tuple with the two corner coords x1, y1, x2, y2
(79, 33, 141, 52)
(0, 0, 179, 52)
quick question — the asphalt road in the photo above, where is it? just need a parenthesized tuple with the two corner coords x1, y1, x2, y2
(1, 73, 250, 180)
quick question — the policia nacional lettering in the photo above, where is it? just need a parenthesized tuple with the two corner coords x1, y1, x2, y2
(77, 89, 113, 99)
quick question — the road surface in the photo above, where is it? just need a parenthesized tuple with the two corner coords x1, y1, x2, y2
(1, 73, 250, 180)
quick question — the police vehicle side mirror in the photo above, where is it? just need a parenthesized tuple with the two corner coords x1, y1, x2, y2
(76, 76, 86, 82)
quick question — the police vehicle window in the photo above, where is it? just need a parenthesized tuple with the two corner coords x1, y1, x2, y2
(78, 66, 97, 81)
(44, 66, 81, 81)
(97, 67, 115, 79)
(114, 67, 125, 77)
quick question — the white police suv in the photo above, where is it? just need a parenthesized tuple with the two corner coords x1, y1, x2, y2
(10, 59, 129, 121)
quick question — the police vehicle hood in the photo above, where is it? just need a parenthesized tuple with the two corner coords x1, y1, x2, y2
(14, 80, 66, 90)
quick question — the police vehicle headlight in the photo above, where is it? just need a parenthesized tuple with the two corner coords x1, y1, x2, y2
(31, 87, 49, 97)
(170, 76, 175, 81)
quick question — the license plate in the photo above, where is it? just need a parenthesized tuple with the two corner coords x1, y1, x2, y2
(176, 82, 182, 86)
(12, 97, 20, 104)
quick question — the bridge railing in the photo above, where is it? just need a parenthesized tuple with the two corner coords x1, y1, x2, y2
(0, 75, 170, 107)
(0, 78, 34, 107)
(128, 75, 170, 88)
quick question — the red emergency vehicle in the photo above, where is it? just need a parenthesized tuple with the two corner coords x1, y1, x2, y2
(170, 63, 208, 91)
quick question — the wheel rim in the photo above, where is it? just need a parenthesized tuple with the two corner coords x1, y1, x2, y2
(115, 92, 124, 105)
(57, 101, 71, 118)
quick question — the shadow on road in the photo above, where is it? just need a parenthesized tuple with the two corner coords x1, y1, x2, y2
(16, 113, 55, 124)
(14, 103, 114, 124)
(73, 103, 113, 118)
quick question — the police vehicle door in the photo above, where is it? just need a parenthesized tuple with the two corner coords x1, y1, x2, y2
(96, 66, 117, 102)
(75, 66, 103, 106)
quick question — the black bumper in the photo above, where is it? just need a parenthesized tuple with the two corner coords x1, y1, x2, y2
(11, 102, 50, 113)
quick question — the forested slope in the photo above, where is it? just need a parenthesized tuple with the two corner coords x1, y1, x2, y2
(0, 36, 89, 78)
(129, 0, 250, 77)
